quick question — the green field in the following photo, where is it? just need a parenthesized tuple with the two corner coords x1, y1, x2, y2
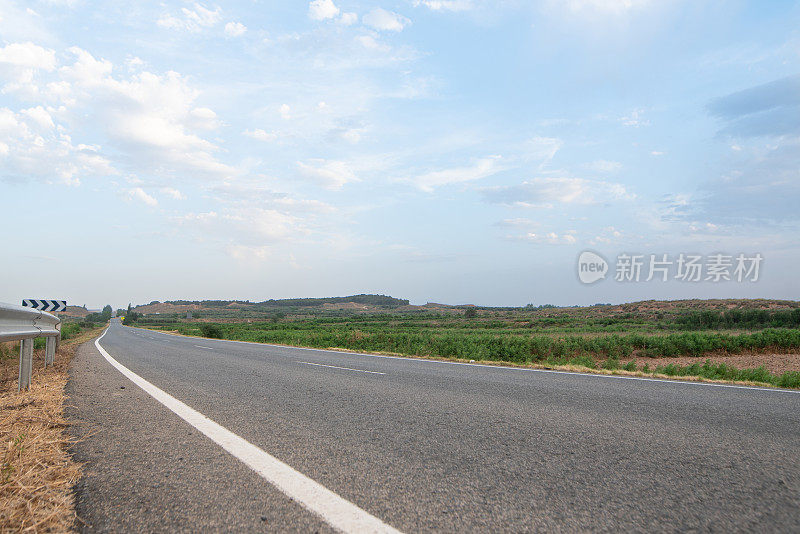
(129, 301, 800, 389)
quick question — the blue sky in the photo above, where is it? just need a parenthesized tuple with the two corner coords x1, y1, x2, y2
(1, 0, 799, 308)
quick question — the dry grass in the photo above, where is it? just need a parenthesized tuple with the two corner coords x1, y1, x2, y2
(0, 326, 104, 533)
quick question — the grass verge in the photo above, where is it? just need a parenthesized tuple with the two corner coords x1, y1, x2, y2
(0, 325, 105, 533)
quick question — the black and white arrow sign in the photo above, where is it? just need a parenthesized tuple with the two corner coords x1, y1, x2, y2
(22, 299, 67, 312)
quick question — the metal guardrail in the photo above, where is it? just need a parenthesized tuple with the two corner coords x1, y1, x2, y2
(0, 302, 61, 391)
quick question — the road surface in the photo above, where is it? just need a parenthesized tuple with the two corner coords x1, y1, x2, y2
(67, 319, 800, 532)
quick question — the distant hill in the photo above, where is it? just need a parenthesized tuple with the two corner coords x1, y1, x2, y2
(163, 294, 409, 308)
(131, 294, 412, 317)
(61, 305, 90, 318)
(128, 297, 800, 321)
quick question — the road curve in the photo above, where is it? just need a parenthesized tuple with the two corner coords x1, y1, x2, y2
(67, 319, 800, 532)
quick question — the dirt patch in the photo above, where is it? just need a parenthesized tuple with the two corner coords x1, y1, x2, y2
(620, 353, 800, 375)
(0, 327, 103, 532)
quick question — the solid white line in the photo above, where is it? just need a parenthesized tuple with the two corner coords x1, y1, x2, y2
(194, 345, 215, 350)
(298, 361, 386, 375)
(95, 329, 402, 534)
(129, 325, 800, 394)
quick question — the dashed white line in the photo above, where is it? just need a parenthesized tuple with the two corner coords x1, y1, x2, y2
(298, 361, 386, 375)
(194, 345, 216, 350)
(127, 325, 800, 394)
(95, 329, 402, 534)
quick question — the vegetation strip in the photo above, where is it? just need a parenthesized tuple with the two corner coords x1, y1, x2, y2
(118, 299, 800, 390)
(135, 324, 800, 390)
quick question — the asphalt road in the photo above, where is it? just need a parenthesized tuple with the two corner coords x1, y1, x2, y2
(67, 319, 800, 532)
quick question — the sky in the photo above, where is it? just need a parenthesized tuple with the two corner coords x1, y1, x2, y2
(1, 0, 799, 309)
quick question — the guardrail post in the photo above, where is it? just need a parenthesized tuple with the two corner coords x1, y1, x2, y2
(18, 338, 33, 391)
(45, 336, 56, 366)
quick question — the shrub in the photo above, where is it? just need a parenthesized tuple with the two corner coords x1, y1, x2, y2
(778, 371, 800, 389)
(60, 323, 83, 340)
(200, 324, 224, 339)
(122, 312, 141, 325)
(601, 357, 620, 370)
(568, 355, 596, 369)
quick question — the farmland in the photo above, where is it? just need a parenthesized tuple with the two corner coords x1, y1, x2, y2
(127, 296, 800, 389)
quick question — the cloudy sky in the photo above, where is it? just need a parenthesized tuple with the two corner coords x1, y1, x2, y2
(1, 0, 799, 308)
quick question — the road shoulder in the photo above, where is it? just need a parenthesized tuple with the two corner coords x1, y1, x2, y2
(66, 337, 333, 533)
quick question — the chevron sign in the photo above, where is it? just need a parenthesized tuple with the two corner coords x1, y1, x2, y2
(22, 299, 67, 312)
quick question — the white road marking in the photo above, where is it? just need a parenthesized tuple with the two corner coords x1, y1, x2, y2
(127, 325, 800, 394)
(95, 329, 402, 534)
(298, 361, 386, 375)
(194, 345, 216, 350)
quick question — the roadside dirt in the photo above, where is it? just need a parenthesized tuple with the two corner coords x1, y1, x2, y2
(620, 353, 800, 375)
(0, 327, 103, 533)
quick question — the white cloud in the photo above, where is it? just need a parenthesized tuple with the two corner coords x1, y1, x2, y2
(20, 106, 54, 130)
(176, 205, 312, 255)
(0, 106, 115, 185)
(127, 187, 158, 206)
(126, 56, 144, 69)
(227, 244, 272, 261)
(59, 46, 112, 83)
(338, 12, 358, 25)
(114, 114, 213, 152)
(650, 150, 665, 156)
(412, 155, 504, 192)
(55, 48, 234, 177)
(224, 21, 247, 37)
(620, 108, 649, 127)
(339, 127, 364, 143)
(484, 176, 634, 207)
(590, 225, 623, 245)
(413, 0, 473, 11)
(279, 103, 292, 119)
(497, 218, 578, 245)
(355, 35, 389, 51)
(522, 230, 577, 245)
(189, 107, 219, 129)
(161, 187, 186, 200)
(244, 128, 277, 142)
(158, 3, 222, 32)
(0, 42, 56, 70)
(297, 159, 358, 189)
(308, 0, 339, 21)
(363, 8, 410, 32)
(523, 136, 562, 165)
(496, 218, 536, 229)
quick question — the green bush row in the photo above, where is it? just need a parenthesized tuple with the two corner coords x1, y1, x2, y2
(649, 361, 800, 389)
(677, 308, 800, 330)
(167, 323, 800, 363)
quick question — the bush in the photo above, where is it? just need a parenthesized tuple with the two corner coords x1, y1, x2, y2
(568, 355, 596, 369)
(60, 323, 83, 340)
(601, 357, 620, 370)
(199, 324, 224, 339)
(122, 312, 141, 325)
(778, 371, 800, 389)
